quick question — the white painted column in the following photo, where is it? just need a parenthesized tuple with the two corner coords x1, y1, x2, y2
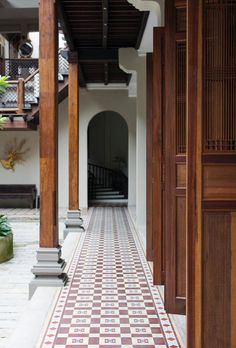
(128, 125, 136, 206)
(119, 48, 147, 247)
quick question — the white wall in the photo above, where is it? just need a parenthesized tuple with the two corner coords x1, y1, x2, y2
(0, 131, 40, 192)
(79, 89, 136, 209)
(0, 99, 68, 208)
(0, 90, 136, 210)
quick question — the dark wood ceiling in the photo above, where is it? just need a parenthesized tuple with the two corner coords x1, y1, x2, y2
(59, 0, 148, 86)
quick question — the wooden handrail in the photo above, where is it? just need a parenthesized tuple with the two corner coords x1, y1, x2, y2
(0, 58, 38, 61)
(1, 69, 39, 115)
(25, 68, 39, 83)
(0, 108, 19, 113)
(88, 162, 128, 199)
(88, 162, 127, 177)
(7, 80, 19, 85)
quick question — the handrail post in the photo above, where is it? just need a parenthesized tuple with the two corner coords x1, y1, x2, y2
(16, 78, 25, 114)
(0, 58, 5, 76)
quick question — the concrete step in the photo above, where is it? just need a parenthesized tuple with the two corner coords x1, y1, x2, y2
(89, 199, 128, 204)
(95, 191, 120, 195)
(95, 194, 125, 199)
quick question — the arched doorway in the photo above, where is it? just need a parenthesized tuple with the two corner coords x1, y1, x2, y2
(87, 111, 128, 206)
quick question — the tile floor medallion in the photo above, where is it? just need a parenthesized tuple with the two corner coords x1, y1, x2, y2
(40, 207, 180, 348)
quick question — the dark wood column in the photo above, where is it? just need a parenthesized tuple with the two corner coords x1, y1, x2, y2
(146, 52, 154, 262)
(164, 0, 187, 314)
(152, 27, 165, 286)
(187, 1, 236, 347)
(29, 0, 67, 298)
(68, 52, 79, 211)
(146, 28, 165, 286)
(39, 0, 58, 248)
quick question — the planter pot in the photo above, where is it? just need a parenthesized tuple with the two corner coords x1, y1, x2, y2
(0, 233, 13, 263)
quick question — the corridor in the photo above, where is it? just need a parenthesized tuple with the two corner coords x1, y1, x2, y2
(39, 207, 179, 348)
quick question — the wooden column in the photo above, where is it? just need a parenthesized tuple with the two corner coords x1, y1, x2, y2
(39, 0, 58, 248)
(152, 27, 165, 286)
(68, 52, 79, 211)
(16, 78, 25, 115)
(146, 52, 154, 262)
(187, 1, 236, 347)
(164, 0, 187, 314)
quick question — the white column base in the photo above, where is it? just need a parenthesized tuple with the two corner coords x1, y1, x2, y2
(64, 210, 84, 239)
(29, 246, 67, 299)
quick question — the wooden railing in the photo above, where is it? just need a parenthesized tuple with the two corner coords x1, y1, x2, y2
(0, 58, 38, 80)
(88, 163, 128, 200)
(0, 69, 39, 114)
(0, 51, 68, 116)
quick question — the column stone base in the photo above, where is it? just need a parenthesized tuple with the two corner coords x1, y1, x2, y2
(64, 210, 84, 239)
(29, 246, 67, 299)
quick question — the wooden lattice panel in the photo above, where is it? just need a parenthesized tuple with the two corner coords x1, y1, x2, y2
(203, 0, 236, 152)
(176, 42, 186, 154)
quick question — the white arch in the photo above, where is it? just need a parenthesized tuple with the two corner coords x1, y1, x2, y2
(88, 111, 129, 175)
(87, 110, 129, 133)
(79, 90, 137, 209)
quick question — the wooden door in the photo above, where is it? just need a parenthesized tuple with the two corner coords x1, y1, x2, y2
(164, 0, 187, 314)
(187, 1, 236, 347)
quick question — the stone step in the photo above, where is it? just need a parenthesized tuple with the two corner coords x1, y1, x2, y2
(89, 199, 128, 204)
(95, 194, 125, 199)
(95, 191, 120, 195)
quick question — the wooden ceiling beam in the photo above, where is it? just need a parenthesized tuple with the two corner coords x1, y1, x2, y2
(78, 48, 118, 63)
(102, 0, 109, 85)
(57, 1, 86, 87)
(57, 1, 75, 51)
(60, 0, 147, 85)
(102, 0, 109, 49)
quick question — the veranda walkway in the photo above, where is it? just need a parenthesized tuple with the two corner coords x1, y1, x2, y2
(38, 207, 179, 348)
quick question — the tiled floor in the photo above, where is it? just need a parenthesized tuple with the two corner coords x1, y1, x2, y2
(39, 207, 180, 348)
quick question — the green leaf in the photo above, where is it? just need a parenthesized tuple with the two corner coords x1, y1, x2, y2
(0, 75, 9, 94)
(0, 215, 12, 236)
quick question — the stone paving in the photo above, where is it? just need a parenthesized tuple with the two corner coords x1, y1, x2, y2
(0, 208, 67, 222)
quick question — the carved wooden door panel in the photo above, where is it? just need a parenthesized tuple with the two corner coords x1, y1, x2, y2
(187, 0, 236, 346)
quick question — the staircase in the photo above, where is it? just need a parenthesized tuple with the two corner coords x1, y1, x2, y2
(88, 163, 128, 206)
(0, 50, 69, 130)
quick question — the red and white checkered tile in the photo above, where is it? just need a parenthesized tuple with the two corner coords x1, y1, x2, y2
(40, 207, 180, 348)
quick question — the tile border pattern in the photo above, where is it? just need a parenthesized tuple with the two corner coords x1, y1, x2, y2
(123, 208, 180, 347)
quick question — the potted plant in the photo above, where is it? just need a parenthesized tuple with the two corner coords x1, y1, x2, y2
(0, 75, 9, 130)
(0, 215, 13, 263)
